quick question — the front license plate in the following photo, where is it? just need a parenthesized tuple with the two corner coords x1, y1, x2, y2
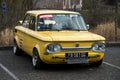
(65, 52, 88, 59)
(65, 52, 89, 64)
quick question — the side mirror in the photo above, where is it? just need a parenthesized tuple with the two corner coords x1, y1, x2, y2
(22, 20, 29, 27)
(86, 24, 90, 30)
(18, 20, 23, 25)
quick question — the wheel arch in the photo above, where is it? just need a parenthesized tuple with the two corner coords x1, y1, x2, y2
(33, 45, 45, 63)
(33, 45, 41, 58)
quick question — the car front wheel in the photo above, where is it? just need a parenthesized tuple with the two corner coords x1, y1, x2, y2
(32, 49, 44, 69)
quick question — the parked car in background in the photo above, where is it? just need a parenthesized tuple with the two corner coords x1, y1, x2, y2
(13, 10, 105, 69)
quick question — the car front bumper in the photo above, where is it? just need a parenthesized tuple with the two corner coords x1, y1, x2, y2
(41, 51, 104, 64)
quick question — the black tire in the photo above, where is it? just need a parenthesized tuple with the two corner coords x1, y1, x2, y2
(13, 41, 21, 56)
(32, 49, 44, 69)
(90, 59, 103, 67)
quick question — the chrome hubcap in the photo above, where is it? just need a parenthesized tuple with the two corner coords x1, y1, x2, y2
(32, 55, 37, 66)
(13, 44, 17, 54)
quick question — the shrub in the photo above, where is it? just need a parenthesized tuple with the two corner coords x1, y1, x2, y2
(0, 28, 13, 46)
(90, 22, 120, 41)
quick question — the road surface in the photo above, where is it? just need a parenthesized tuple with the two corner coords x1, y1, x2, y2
(0, 47, 120, 80)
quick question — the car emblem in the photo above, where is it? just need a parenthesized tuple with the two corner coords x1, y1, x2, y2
(75, 43, 79, 47)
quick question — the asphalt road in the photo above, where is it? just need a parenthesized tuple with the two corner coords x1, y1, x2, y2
(0, 47, 120, 80)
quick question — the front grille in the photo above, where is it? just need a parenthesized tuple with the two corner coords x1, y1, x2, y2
(62, 46, 91, 51)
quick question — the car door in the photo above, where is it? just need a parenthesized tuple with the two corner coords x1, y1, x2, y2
(20, 14, 31, 52)
(23, 16, 36, 55)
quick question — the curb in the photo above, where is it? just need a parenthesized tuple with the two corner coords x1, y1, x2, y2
(0, 46, 13, 50)
(106, 42, 120, 47)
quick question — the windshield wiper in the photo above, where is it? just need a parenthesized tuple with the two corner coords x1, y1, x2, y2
(69, 29, 81, 31)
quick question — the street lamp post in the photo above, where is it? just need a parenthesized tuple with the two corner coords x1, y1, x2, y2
(115, 0, 118, 41)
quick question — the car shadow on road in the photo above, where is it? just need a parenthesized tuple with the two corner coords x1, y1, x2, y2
(13, 51, 101, 72)
(34, 63, 101, 72)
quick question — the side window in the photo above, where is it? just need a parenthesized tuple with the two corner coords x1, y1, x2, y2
(38, 18, 44, 30)
(29, 16, 36, 30)
(22, 14, 30, 28)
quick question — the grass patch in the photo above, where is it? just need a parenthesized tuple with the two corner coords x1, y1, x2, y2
(0, 28, 13, 46)
(90, 22, 120, 41)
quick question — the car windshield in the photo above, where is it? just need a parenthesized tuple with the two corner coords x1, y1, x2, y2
(37, 14, 87, 31)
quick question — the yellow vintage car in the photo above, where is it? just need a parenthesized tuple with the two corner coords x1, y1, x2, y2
(13, 10, 105, 69)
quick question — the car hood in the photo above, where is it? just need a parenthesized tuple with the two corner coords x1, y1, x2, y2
(37, 31, 105, 41)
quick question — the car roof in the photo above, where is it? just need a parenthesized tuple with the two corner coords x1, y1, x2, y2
(26, 10, 80, 16)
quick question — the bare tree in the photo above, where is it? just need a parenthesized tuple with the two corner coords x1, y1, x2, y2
(63, 0, 83, 10)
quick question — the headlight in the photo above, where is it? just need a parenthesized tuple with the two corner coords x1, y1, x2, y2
(92, 43, 105, 52)
(46, 44, 61, 53)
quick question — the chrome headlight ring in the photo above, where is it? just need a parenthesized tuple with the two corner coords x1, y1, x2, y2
(46, 44, 62, 53)
(92, 43, 105, 52)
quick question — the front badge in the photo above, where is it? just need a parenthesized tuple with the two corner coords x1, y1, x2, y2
(75, 42, 79, 47)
